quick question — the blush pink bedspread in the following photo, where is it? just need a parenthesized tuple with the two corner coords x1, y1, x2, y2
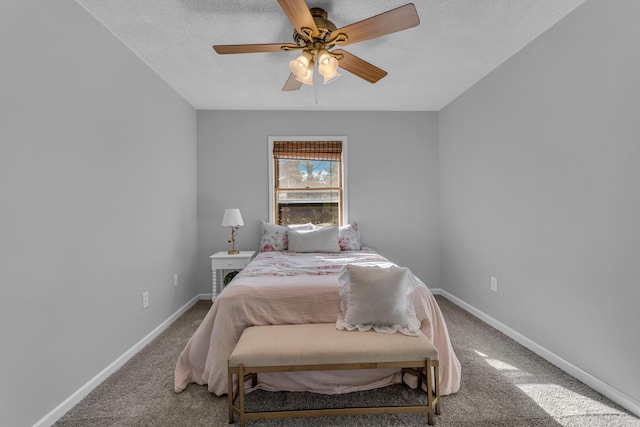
(174, 250, 461, 396)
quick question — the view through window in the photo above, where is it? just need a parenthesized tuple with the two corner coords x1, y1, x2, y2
(270, 139, 345, 226)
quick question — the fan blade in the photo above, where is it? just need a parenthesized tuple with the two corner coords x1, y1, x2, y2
(333, 49, 387, 84)
(282, 73, 303, 91)
(330, 3, 419, 46)
(277, 0, 319, 38)
(213, 43, 299, 54)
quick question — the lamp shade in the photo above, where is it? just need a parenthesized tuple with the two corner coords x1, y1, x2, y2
(317, 50, 335, 68)
(295, 67, 314, 86)
(317, 50, 340, 84)
(318, 51, 338, 71)
(320, 68, 341, 84)
(222, 209, 244, 227)
(288, 51, 313, 78)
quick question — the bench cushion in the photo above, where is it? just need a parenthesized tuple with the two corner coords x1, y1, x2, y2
(229, 323, 438, 368)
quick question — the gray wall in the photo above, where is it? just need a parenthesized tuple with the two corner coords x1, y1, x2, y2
(197, 111, 440, 294)
(0, 1, 198, 426)
(439, 0, 640, 406)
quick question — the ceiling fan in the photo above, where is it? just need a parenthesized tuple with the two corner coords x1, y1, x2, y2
(213, 0, 420, 91)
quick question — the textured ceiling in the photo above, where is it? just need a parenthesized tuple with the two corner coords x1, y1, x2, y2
(76, 0, 585, 111)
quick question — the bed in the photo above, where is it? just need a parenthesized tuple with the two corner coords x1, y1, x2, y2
(174, 225, 461, 397)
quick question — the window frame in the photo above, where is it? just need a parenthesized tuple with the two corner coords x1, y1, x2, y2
(268, 136, 348, 226)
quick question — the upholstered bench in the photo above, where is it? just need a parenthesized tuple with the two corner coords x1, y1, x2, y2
(227, 323, 441, 426)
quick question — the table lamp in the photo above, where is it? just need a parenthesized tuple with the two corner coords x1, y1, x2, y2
(222, 208, 244, 254)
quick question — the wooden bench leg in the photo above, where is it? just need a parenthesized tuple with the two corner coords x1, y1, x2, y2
(238, 364, 246, 427)
(434, 361, 441, 415)
(227, 365, 234, 424)
(425, 358, 434, 425)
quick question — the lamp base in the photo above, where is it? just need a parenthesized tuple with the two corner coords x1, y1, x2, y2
(227, 250, 239, 255)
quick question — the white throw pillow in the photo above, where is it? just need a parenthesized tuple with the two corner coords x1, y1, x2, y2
(287, 226, 340, 253)
(336, 264, 421, 336)
(287, 223, 317, 231)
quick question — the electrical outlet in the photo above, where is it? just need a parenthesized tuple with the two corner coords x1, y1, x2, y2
(173, 273, 179, 287)
(142, 291, 149, 309)
(491, 276, 498, 292)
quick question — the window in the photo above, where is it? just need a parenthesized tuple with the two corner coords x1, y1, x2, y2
(269, 137, 347, 226)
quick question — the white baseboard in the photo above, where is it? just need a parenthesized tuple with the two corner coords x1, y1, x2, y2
(435, 289, 640, 418)
(34, 294, 206, 427)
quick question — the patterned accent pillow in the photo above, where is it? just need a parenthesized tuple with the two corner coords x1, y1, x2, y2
(259, 222, 318, 252)
(260, 221, 288, 252)
(338, 223, 362, 251)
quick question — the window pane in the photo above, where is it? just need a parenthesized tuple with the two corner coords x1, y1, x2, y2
(277, 159, 340, 189)
(277, 190, 340, 202)
(278, 203, 339, 226)
(277, 189, 340, 226)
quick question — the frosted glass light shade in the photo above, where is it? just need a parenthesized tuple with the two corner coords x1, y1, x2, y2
(317, 50, 340, 84)
(317, 50, 331, 66)
(295, 68, 314, 86)
(321, 69, 341, 84)
(317, 50, 339, 73)
(288, 51, 313, 78)
(222, 209, 244, 227)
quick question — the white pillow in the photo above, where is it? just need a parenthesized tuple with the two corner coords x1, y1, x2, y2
(336, 264, 421, 336)
(287, 226, 340, 253)
(287, 223, 317, 231)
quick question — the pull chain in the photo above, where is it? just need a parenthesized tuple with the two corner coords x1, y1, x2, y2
(314, 57, 319, 104)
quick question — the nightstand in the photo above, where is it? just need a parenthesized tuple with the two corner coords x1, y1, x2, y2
(210, 251, 255, 300)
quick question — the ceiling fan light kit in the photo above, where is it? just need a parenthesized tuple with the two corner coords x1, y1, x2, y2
(317, 51, 341, 84)
(212, 0, 420, 93)
(289, 50, 313, 77)
(320, 67, 341, 85)
(295, 66, 315, 85)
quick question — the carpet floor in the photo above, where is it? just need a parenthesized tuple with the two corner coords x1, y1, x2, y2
(55, 296, 640, 426)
